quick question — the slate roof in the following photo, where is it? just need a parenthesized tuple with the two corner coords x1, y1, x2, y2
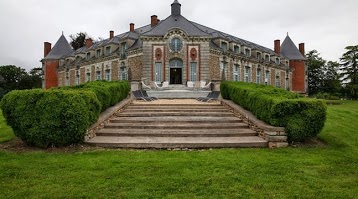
(142, 15, 210, 37)
(281, 35, 306, 60)
(44, 34, 73, 60)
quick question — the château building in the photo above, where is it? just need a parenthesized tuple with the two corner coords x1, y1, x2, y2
(42, 0, 307, 93)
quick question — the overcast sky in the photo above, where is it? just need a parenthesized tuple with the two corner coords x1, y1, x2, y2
(0, 0, 357, 71)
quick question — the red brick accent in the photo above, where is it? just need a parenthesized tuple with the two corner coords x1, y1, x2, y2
(155, 48, 162, 61)
(44, 60, 59, 89)
(130, 23, 135, 32)
(290, 60, 305, 92)
(85, 38, 93, 48)
(190, 48, 197, 61)
(44, 42, 51, 57)
(274, 40, 280, 54)
(299, 43, 305, 56)
(110, 31, 114, 39)
(151, 15, 158, 27)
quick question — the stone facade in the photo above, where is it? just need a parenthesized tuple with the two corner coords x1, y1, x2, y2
(42, 0, 306, 93)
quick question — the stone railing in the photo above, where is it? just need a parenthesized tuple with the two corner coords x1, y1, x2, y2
(85, 98, 133, 141)
(221, 100, 288, 148)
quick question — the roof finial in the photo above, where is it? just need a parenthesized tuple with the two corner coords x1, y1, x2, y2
(62, 31, 64, 36)
(287, 32, 289, 36)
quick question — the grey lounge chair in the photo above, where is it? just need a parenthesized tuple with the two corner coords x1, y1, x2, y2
(132, 90, 153, 101)
(141, 90, 158, 100)
(200, 91, 220, 102)
(196, 92, 214, 101)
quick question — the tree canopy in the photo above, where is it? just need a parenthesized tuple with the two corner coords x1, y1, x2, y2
(69, 32, 92, 50)
(340, 45, 358, 99)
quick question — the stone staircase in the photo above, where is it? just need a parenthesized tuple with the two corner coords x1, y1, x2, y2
(86, 101, 268, 148)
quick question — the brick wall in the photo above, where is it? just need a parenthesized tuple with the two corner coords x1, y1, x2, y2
(44, 60, 59, 89)
(290, 60, 305, 92)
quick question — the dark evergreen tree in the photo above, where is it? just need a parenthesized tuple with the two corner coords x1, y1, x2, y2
(340, 45, 358, 99)
(69, 32, 91, 50)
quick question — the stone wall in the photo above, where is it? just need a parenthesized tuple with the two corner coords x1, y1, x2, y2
(128, 55, 143, 81)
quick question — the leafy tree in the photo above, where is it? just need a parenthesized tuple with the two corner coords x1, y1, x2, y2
(340, 45, 358, 99)
(69, 32, 92, 50)
(322, 61, 341, 95)
(306, 50, 326, 95)
(0, 65, 42, 99)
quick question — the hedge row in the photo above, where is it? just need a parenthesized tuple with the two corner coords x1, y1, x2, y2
(221, 81, 327, 142)
(0, 80, 130, 148)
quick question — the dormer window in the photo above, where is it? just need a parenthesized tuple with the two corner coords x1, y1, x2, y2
(221, 42, 228, 52)
(96, 49, 101, 58)
(275, 57, 280, 65)
(105, 46, 111, 56)
(257, 52, 262, 60)
(86, 52, 91, 60)
(265, 54, 270, 62)
(245, 48, 251, 57)
(234, 45, 240, 54)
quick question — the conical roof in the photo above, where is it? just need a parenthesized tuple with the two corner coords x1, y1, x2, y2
(281, 35, 306, 60)
(44, 34, 73, 60)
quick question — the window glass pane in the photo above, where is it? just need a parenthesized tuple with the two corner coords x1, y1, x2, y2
(155, 62, 162, 82)
(190, 62, 197, 81)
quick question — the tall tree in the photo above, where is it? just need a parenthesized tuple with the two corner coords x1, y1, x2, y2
(340, 45, 358, 99)
(69, 32, 90, 50)
(322, 61, 341, 95)
(306, 50, 326, 95)
(0, 65, 27, 92)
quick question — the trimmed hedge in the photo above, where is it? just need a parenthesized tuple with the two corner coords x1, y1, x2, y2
(221, 81, 327, 142)
(0, 80, 130, 148)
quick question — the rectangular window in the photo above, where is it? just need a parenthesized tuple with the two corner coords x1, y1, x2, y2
(275, 58, 280, 65)
(245, 48, 251, 57)
(256, 68, 261, 84)
(275, 75, 281, 87)
(86, 72, 91, 82)
(155, 62, 162, 82)
(86, 53, 91, 60)
(257, 52, 262, 60)
(234, 46, 240, 54)
(120, 43, 127, 59)
(265, 70, 270, 85)
(105, 46, 111, 56)
(120, 67, 127, 80)
(221, 42, 228, 52)
(245, 66, 251, 83)
(265, 55, 270, 62)
(233, 64, 240, 81)
(190, 62, 197, 81)
(105, 69, 111, 81)
(96, 50, 101, 58)
(96, 71, 101, 80)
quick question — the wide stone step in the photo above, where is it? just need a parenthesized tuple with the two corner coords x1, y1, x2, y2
(116, 112, 235, 117)
(130, 103, 222, 107)
(123, 109, 229, 113)
(86, 136, 268, 148)
(96, 129, 257, 137)
(126, 106, 226, 110)
(110, 116, 242, 123)
(104, 123, 248, 129)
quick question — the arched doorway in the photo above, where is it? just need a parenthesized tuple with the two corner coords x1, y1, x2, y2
(169, 58, 183, 84)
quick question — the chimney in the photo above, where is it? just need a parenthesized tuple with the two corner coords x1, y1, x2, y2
(274, 40, 281, 54)
(85, 38, 93, 48)
(151, 15, 158, 27)
(299, 43, 305, 56)
(171, 0, 181, 16)
(110, 30, 114, 39)
(130, 23, 135, 32)
(44, 42, 51, 57)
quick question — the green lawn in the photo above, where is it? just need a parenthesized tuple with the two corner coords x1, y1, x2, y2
(0, 101, 357, 198)
(0, 110, 15, 143)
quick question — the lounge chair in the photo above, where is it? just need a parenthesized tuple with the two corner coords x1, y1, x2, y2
(200, 91, 220, 102)
(200, 81, 212, 90)
(132, 90, 153, 101)
(154, 81, 169, 90)
(140, 90, 158, 100)
(196, 92, 214, 101)
(141, 81, 151, 90)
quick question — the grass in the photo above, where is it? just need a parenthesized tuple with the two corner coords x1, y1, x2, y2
(0, 101, 357, 198)
(0, 110, 15, 143)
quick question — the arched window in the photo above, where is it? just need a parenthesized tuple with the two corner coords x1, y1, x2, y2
(170, 37, 183, 52)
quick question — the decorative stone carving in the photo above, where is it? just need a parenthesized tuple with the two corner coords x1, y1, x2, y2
(190, 48, 197, 61)
(155, 48, 162, 61)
